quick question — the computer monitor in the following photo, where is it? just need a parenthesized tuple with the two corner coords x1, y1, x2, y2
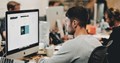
(46, 6, 65, 45)
(46, 6, 65, 38)
(5, 9, 39, 59)
(94, 3, 104, 23)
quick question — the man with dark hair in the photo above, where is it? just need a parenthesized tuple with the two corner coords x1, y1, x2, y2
(38, 6, 101, 63)
(49, 1, 56, 6)
(7, 1, 20, 11)
(49, 0, 63, 7)
(102, 8, 114, 31)
(104, 10, 120, 63)
(100, 9, 120, 63)
(0, 1, 20, 41)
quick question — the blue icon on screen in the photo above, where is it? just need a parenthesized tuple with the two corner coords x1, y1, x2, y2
(21, 25, 29, 35)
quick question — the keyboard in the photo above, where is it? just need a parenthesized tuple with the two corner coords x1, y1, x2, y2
(0, 57, 25, 63)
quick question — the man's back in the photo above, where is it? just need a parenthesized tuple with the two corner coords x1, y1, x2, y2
(38, 6, 102, 63)
(40, 35, 102, 63)
(64, 35, 102, 63)
(107, 26, 120, 63)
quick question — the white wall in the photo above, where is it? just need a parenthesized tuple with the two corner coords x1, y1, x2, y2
(0, 0, 8, 18)
(39, 0, 49, 16)
(0, 0, 48, 18)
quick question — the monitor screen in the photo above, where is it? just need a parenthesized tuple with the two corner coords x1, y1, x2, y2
(6, 9, 39, 59)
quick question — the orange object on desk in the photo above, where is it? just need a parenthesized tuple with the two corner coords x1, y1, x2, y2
(86, 25, 96, 35)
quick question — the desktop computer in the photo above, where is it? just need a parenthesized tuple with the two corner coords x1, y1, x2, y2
(46, 6, 65, 38)
(94, 3, 104, 24)
(5, 9, 39, 59)
(46, 6, 65, 45)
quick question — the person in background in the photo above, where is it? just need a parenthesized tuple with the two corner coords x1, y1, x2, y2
(101, 9, 120, 63)
(49, 0, 63, 7)
(38, 6, 102, 63)
(48, 0, 65, 45)
(0, 1, 20, 41)
(104, 8, 114, 31)
(49, 26, 63, 45)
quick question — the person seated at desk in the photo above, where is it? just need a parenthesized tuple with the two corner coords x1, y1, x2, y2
(37, 6, 102, 63)
(49, 0, 63, 7)
(101, 9, 120, 63)
(0, 1, 20, 56)
(104, 8, 114, 31)
(49, 27, 63, 45)
(0, 1, 20, 41)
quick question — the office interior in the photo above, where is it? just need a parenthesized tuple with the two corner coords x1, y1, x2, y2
(0, 0, 120, 63)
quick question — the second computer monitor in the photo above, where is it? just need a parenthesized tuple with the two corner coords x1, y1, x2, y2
(46, 6, 65, 38)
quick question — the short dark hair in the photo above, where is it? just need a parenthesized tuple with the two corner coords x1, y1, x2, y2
(106, 9, 114, 20)
(66, 6, 88, 27)
(49, 1, 56, 6)
(7, 1, 20, 10)
(96, 0, 106, 4)
(114, 9, 120, 21)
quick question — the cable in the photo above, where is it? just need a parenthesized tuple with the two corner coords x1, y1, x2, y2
(2, 52, 7, 57)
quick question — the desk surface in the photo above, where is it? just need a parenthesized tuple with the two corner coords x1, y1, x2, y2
(19, 44, 62, 63)
(93, 33, 110, 39)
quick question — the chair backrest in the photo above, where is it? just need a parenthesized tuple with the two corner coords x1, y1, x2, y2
(88, 40, 113, 63)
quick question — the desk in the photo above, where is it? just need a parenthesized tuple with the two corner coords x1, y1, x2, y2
(93, 29, 111, 39)
(20, 44, 62, 63)
(93, 33, 110, 39)
(92, 33, 110, 44)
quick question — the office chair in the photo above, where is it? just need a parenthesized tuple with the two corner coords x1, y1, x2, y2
(88, 40, 113, 63)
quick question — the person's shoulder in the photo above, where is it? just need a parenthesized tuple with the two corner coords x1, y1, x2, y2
(63, 39, 74, 45)
(63, 35, 88, 45)
(61, 38, 80, 48)
(112, 26, 120, 31)
(79, 35, 102, 45)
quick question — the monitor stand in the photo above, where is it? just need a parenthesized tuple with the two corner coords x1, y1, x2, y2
(6, 46, 39, 59)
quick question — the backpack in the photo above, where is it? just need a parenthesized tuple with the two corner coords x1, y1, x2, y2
(88, 40, 113, 63)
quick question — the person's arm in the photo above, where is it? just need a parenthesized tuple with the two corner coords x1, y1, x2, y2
(38, 41, 75, 63)
(102, 28, 114, 45)
(2, 31, 6, 40)
(0, 18, 6, 40)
